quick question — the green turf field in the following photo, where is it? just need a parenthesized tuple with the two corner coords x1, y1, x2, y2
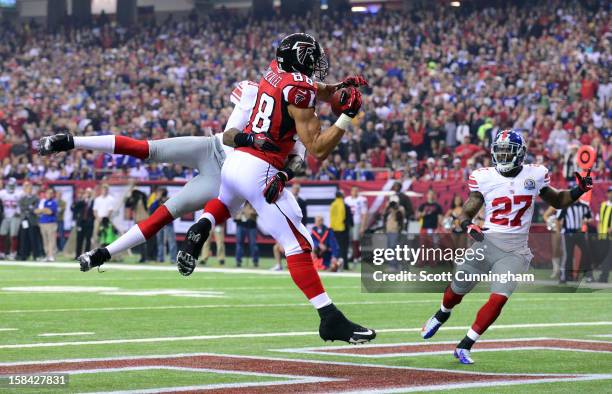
(0, 259, 611, 393)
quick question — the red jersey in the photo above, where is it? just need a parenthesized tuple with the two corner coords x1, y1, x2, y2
(238, 61, 317, 169)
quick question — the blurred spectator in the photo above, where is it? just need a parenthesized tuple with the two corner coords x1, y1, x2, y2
(344, 186, 368, 262)
(384, 195, 405, 267)
(235, 202, 258, 268)
(391, 181, 414, 222)
(153, 189, 176, 262)
(311, 215, 340, 271)
(0, 178, 23, 259)
(56, 191, 66, 251)
(124, 184, 149, 262)
(36, 188, 58, 262)
(17, 181, 43, 260)
(417, 189, 443, 233)
(203, 223, 226, 266)
(72, 188, 95, 259)
(443, 195, 464, 233)
(93, 184, 115, 244)
(330, 190, 352, 270)
(98, 217, 119, 248)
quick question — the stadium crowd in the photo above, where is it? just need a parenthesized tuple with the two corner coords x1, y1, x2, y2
(0, 0, 609, 184)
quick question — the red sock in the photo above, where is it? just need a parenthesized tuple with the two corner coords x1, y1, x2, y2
(203, 198, 231, 226)
(0, 235, 6, 254)
(471, 293, 508, 335)
(286, 252, 325, 300)
(442, 285, 464, 310)
(10, 237, 18, 254)
(137, 205, 174, 239)
(114, 136, 149, 159)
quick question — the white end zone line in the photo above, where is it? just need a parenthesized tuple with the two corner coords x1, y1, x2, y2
(0, 322, 610, 350)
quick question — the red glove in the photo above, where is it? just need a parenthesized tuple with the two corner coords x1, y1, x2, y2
(574, 168, 593, 193)
(461, 220, 485, 242)
(337, 87, 362, 118)
(338, 75, 368, 89)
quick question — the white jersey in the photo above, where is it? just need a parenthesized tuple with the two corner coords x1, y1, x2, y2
(0, 189, 24, 218)
(468, 164, 550, 254)
(345, 195, 368, 225)
(219, 80, 307, 161)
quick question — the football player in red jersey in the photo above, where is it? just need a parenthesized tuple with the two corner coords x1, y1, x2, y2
(177, 33, 376, 344)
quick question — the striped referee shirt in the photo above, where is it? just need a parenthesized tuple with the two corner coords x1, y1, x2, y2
(558, 202, 592, 233)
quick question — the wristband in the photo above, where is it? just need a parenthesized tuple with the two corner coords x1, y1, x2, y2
(281, 168, 294, 181)
(570, 186, 584, 201)
(334, 113, 353, 131)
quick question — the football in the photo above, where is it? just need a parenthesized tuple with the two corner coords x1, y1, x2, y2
(330, 87, 353, 117)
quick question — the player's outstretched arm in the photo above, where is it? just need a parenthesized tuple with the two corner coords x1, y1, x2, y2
(289, 107, 344, 160)
(539, 169, 593, 209)
(289, 87, 361, 161)
(459, 191, 486, 242)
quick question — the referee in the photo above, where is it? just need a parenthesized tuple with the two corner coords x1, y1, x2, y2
(597, 186, 612, 283)
(557, 200, 593, 283)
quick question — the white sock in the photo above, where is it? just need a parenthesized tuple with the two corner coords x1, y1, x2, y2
(202, 212, 216, 228)
(440, 303, 452, 313)
(106, 225, 146, 256)
(74, 135, 115, 154)
(467, 328, 480, 341)
(310, 292, 332, 309)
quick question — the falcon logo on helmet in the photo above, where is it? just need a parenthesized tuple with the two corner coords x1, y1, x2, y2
(276, 32, 329, 81)
(292, 41, 316, 65)
(491, 129, 526, 173)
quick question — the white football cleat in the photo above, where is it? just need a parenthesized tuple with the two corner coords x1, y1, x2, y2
(454, 348, 474, 364)
(421, 316, 443, 339)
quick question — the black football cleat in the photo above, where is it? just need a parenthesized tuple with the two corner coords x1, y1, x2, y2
(318, 304, 376, 344)
(38, 133, 75, 156)
(177, 219, 211, 276)
(78, 248, 111, 272)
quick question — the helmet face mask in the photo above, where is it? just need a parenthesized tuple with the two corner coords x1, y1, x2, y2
(277, 33, 329, 81)
(491, 130, 526, 173)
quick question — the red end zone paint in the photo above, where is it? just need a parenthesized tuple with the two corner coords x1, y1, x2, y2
(0, 353, 581, 393)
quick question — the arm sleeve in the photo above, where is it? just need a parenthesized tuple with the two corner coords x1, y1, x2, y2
(539, 166, 551, 192)
(468, 171, 480, 192)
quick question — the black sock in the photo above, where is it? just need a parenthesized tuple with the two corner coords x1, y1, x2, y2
(457, 335, 475, 350)
(434, 309, 451, 323)
(317, 303, 338, 318)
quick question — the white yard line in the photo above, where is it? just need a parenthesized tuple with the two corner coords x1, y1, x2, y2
(0, 261, 361, 277)
(0, 321, 610, 350)
(0, 328, 17, 332)
(38, 332, 95, 337)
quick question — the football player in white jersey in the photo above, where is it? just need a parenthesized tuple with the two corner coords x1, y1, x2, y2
(0, 178, 24, 259)
(421, 129, 594, 364)
(38, 81, 304, 271)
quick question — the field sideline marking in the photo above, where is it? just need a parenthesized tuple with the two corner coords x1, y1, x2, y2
(38, 332, 95, 337)
(0, 328, 17, 332)
(0, 322, 610, 350)
(0, 261, 361, 277)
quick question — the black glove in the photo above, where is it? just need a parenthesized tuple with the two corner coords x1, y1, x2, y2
(461, 219, 486, 242)
(263, 170, 291, 204)
(234, 132, 280, 152)
(575, 168, 593, 193)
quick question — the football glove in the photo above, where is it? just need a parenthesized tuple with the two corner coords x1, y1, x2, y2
(338, 75, 369, 90)
(234, 132, 280, 152)
(263, 170, 290, 204)
(574, 168, 593, 193)
(461, 220, 485, 242)
(337, 87, 362, 118)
